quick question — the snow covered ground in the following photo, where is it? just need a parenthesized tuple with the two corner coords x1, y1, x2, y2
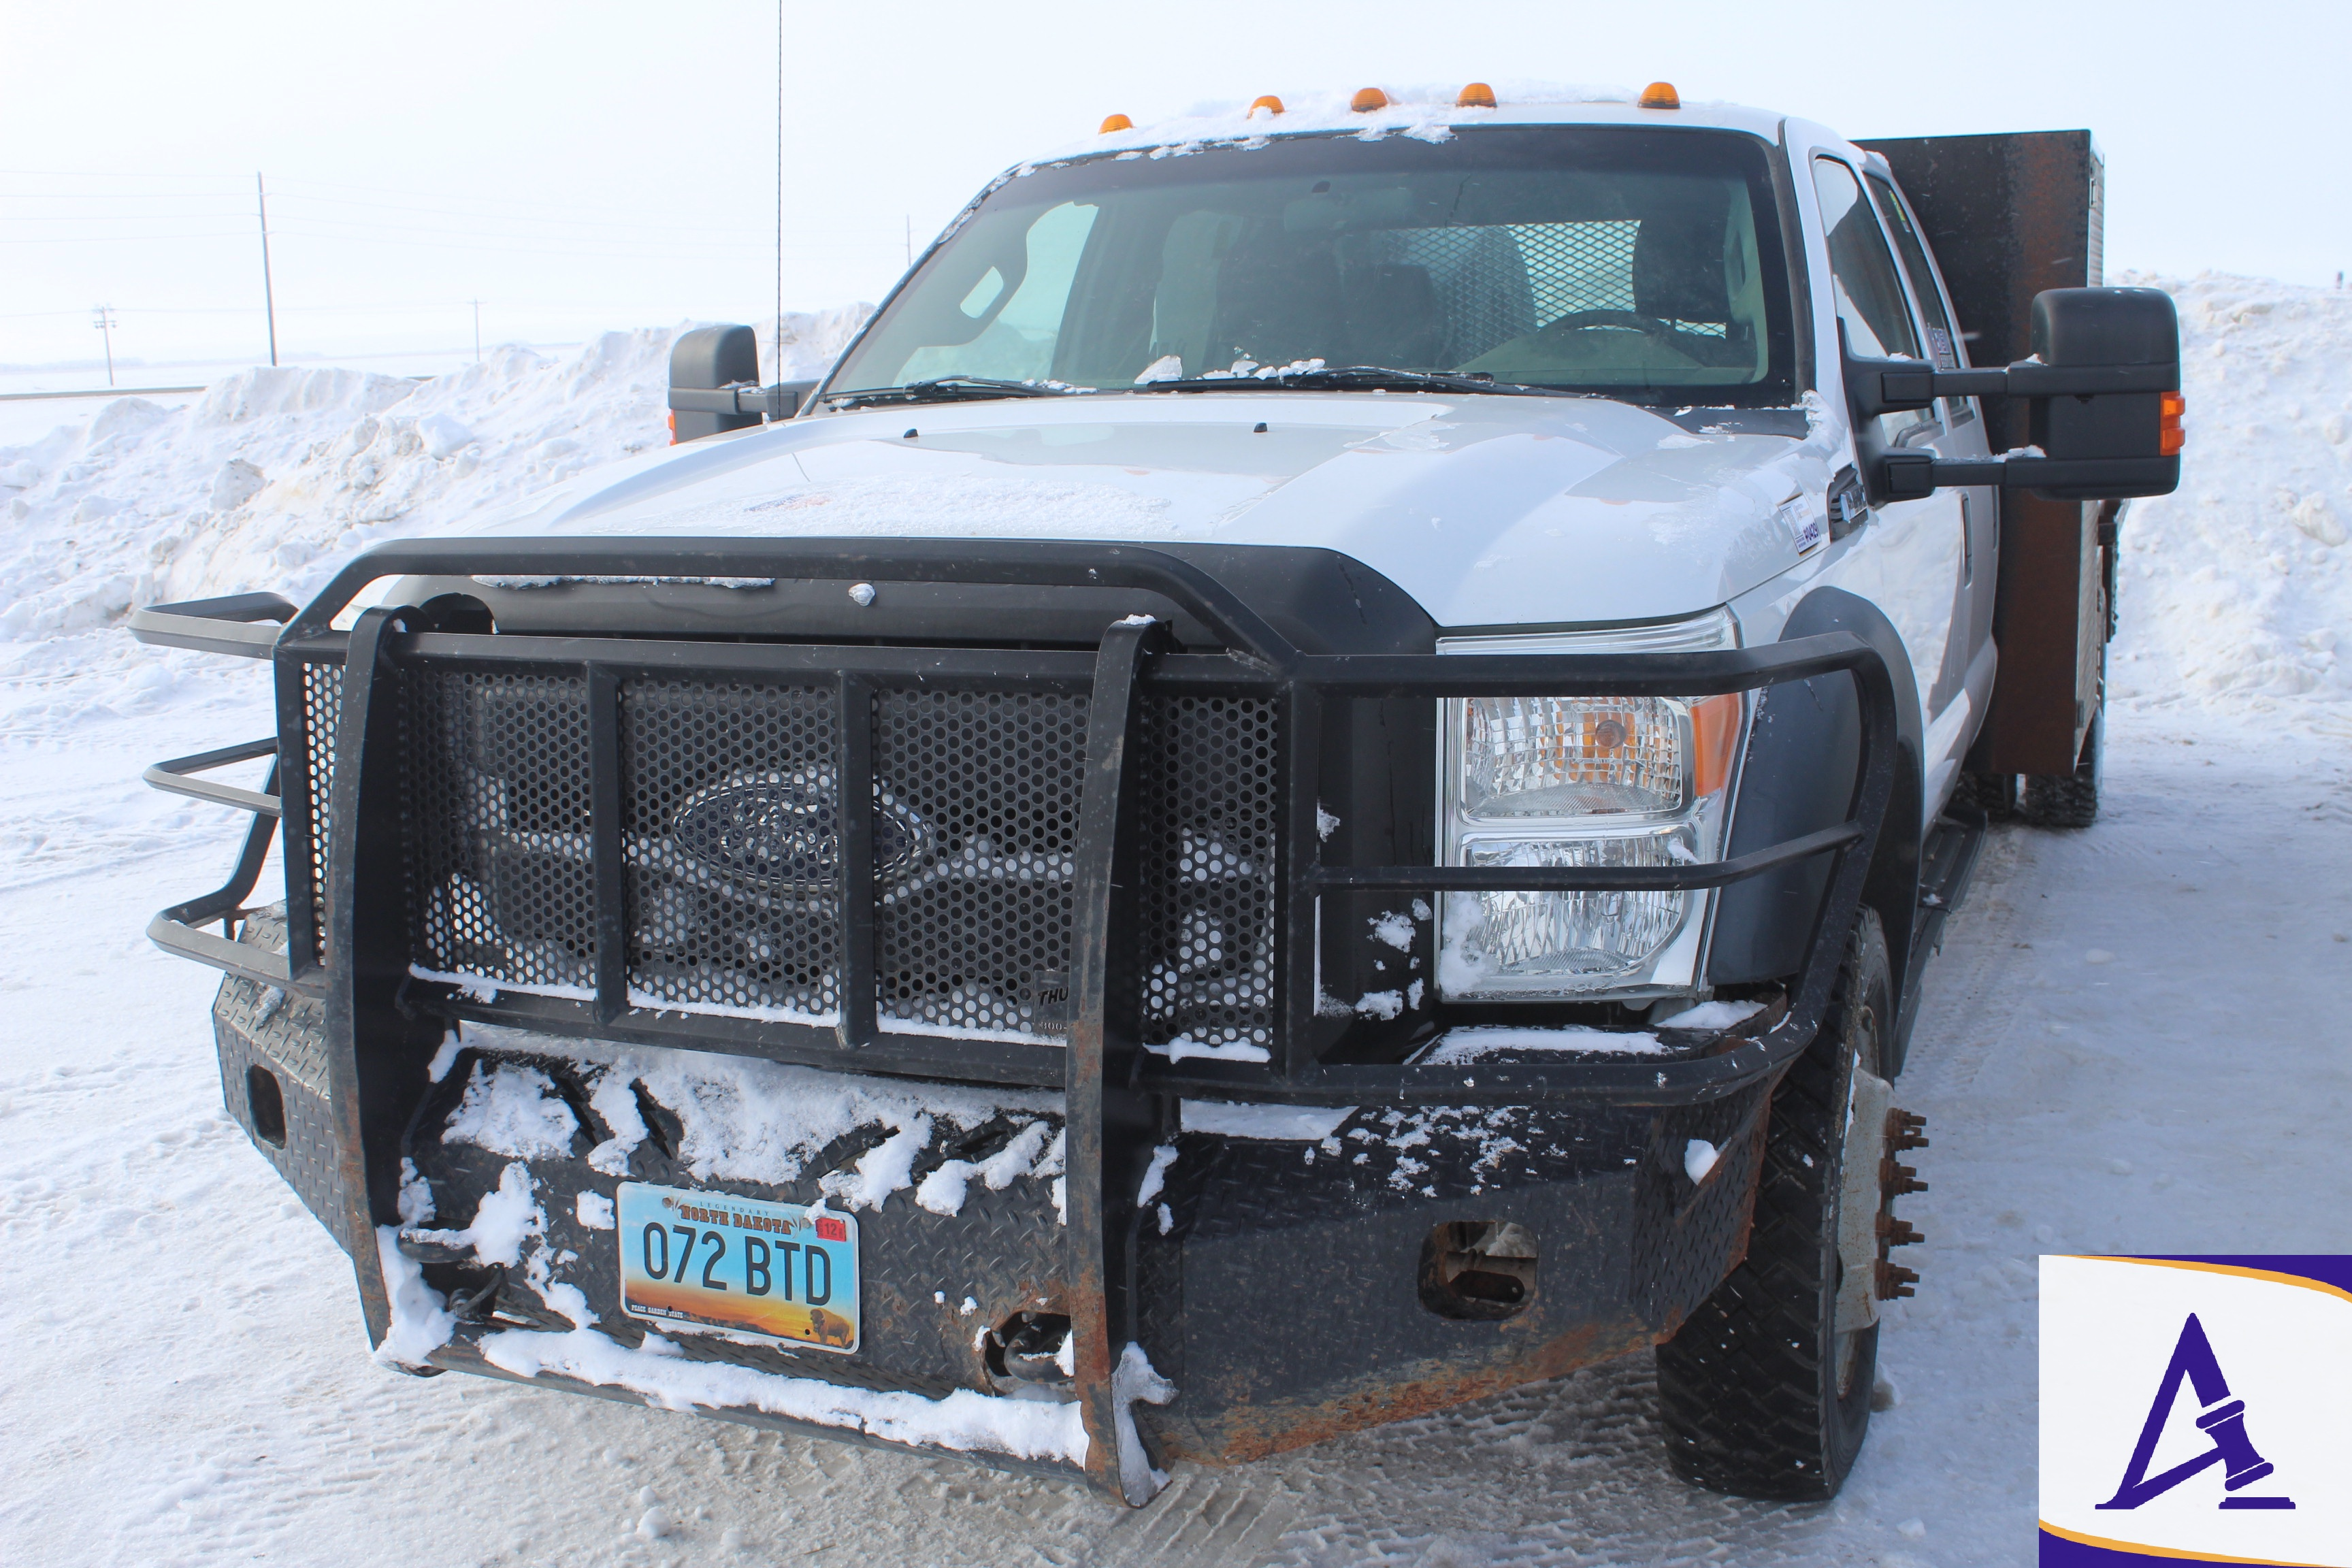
(1, 274, 2347, 1567)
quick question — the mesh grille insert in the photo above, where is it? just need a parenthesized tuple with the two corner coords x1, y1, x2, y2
(376, 660, 1284, 1054)
(621, 679, 841, 1022)
(1136, 694, 1280, 1051)
(402, 669, 596, 996)
(876, 689, 1088, 1040)
(297, 660, 342, 963)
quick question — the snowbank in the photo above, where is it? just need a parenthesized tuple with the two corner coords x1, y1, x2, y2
(0, 308, 868, 647)
(1, 276, 2345, 724)
(2106, 272, 2352, 704)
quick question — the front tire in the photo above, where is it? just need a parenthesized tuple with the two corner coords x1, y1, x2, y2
(1654, 908, 1893, 1500)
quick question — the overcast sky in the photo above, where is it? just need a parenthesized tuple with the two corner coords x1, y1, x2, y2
(5, 0, 2342, 373)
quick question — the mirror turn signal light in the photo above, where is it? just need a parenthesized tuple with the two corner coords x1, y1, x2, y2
(2159, 390, 2186, 456)
(1099, 113, 1133, 134)
(1250, 95, 1285, 117)
(1639, 81, 1680, 110)
(1456, 82, 1496, 108)
(1352, 86, 1390, 112)
(666, 410, 676, 446)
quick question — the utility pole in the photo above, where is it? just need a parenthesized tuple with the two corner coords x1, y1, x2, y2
(93, 306, 118, 387)
(256, 172, 279, 367)
(470, 299, 483, 363)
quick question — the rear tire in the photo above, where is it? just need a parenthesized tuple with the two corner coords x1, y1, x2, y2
(2021, 708, 2101, 828)
(1654, 908, 1891, 1500)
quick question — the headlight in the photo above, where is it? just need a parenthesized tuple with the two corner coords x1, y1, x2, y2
(1436, 610, 1745, 1000)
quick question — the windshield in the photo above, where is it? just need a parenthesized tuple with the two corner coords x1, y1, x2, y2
(829, 126, 1797, 406)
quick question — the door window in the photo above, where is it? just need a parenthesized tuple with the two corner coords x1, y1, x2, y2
(1867, 173, 1975, 425)
(1813, 157, 1931, 444)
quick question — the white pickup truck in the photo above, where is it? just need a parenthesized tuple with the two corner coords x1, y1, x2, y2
(133, 84, 2179, 1505)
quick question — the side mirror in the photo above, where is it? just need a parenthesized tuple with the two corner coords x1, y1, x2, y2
(668, 325, 762, 442)
(666, 325, 819, 443)
(2028, 288, 2182, 500)
(1840, 286, 2182, 502)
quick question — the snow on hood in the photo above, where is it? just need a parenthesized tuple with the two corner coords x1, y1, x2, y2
(468, 390, 1836, 628)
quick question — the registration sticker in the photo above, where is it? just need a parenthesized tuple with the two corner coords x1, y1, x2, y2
(1776, 496, 1826, 555)
(616, 1182, 860, 1354)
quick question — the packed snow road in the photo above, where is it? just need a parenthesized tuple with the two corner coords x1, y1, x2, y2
(3, 683, 2345, 1568)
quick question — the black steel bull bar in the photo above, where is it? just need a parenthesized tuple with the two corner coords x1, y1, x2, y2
(131, 537, 1897, 1500)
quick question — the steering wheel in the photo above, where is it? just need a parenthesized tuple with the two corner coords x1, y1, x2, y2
(1539, 309, 1682, 339)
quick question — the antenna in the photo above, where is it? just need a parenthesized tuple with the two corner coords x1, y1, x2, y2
(470, 299, 483, 363)
(256, 173, 279, 367)
(774, 0, 785, 393)
(93, 306, 118, 387)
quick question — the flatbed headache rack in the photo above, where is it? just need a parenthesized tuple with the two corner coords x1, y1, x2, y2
(131, 536, 1897, 1499)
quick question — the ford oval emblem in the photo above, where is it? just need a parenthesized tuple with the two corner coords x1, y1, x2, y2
(671, 770, 921, 888)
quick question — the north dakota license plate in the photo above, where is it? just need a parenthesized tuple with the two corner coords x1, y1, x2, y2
(616, 1182, 860, 1354)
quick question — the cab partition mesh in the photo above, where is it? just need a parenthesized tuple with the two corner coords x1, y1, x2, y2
(621, 679, 841, 1022)
(380, 665, 1282, 1050)
(1134, 694, 1279, 1053)
(297, 661, 341, 962)
(401, 668, 597, 997)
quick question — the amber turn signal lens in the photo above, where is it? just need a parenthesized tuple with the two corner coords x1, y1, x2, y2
(2159, 390, 2186, 457)
(1456, 82, 1496, 108)
(1099, 113, 1133, 133)
(1638, 81, 1680, 110)
(1249, 95, 1285, 116)
(666, 410, 676, 446)
(1692, 694, 1740, 798)
(1351, 86, 1389, 112)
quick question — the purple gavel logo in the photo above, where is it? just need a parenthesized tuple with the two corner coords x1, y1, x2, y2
(2097, 1313, 2296, 1512)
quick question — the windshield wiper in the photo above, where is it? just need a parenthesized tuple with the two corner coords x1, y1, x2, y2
(821, 376, 1091, 409)
(1133, 365, 1578, 398)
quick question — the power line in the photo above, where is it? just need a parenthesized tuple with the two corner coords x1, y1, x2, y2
(0, 230, 253, 244)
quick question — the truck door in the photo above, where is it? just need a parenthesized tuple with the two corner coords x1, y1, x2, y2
(1866, 169, 1999, 757)
(1811, 155, 1968, 798)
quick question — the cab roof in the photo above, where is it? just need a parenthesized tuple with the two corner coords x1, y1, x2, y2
(1031, 86, 1794, 168)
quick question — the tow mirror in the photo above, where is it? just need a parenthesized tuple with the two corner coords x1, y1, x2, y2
(666, 323, 815, 442)
(1840, 286, 2181, 502)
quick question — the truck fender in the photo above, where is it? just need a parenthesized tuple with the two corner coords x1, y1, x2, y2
(1709, 588, 1924, 1067)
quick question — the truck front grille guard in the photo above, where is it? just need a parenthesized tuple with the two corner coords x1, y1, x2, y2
(131, 538, 1895, 1499)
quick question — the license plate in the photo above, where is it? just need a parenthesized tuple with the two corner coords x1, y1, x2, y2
(616, 1182, 860, 1354)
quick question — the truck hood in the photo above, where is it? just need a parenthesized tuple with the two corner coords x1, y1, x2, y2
(468, 390, 1837, 628)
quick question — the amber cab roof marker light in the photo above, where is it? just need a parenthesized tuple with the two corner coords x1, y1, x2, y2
(1456, 82, 1497, 109)
(2160, 391, 2187, 457)
(1099, 113, 1133, 134)
(1249, 95, 1285, 117)
(1350, 86, 1389, 112)
(1638, 81, 1680, 110)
